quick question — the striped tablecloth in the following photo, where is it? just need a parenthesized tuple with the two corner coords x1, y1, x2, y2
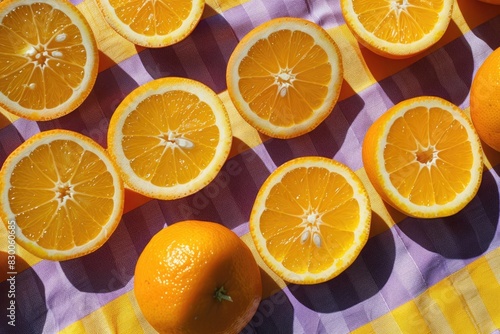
(1, 0, 500, 333)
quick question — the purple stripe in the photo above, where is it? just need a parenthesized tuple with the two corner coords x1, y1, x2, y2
(222, 0, 344, 40)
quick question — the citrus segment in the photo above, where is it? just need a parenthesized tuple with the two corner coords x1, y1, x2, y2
(362, 96, 483, 218)
(134, 220, 262, 334)
(470, 47, 500, 151)
(340, 0, 454, 58)
(96, 0, 205, 47)
(0, 0, 98, 120)
(250, 156, 371, 284)
(0, 130, 124, 260)
(227, 17, 343, 139)
(107, 77, 232, 200)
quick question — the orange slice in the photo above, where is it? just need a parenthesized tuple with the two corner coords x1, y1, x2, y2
(362, 96, 483, 218)
(107, 77, 232, 200)
(250, 156, 371, 284)
(0, 0, 99, 120)
(340, 0, 454, 59)
(226, 17, 343, 139)
(0, 130, 124, 261)
(96, 0, 205, 48)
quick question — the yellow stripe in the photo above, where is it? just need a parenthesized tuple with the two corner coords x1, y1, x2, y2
(426, 277, 479, 333)
(59, 291, 153, 334)
(353, 249, 500, 333)
(469, 249, 500, 330)
(392, 301, 432, 334)
(370, 313, 401, 334)
(351, 323, 376, 334)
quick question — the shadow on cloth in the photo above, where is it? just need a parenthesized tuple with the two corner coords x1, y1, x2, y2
(263, 81, 365, 167)
(0, 254, 47, 333)
(456, 0, 500, 50)
(138, 5, 238, 94)
(398, 166, 500, 259)
(289, 219, 396, 313)
(37, 52, 138, 148)
(376, 21, 474, 108)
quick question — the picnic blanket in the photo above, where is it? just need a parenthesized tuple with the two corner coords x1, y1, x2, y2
(1, 0, 500, 333)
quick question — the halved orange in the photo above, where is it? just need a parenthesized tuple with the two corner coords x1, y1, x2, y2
(96, 0, 205, 48)
(250, 156, 371, 284)
(0, 0, 99, 120)
(362, 96, 483, 218)
(226, 17, 343, 139)
(107, 77, 232, 200)
(0, 130, 124, 261)
(340, 0, 454, 59)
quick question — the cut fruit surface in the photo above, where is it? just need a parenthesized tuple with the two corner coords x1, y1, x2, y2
(226, 17, 343, 139)
(340, 0, 454, 58)
(96, 0, 205, 47)
(362, 96, 483, 218)
(0, 130, 124, 260)
(0, 0, 98, 120)
(107, 77, 232, 200)
(250, 156, 371, 284)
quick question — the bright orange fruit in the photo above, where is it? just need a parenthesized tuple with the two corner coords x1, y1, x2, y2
(0, 0, 99, 120)
(340, 0, 454, 58)
(107, 77, 232, 200)
(96, 0, 205, 47)
(227, 17, 343, 139)
(470, 47, 500, 151)
(134, 220, 262, 334)
(0, 130, 124, 260)
(362, 96, 483, 218)
(250, 156, 371, 284)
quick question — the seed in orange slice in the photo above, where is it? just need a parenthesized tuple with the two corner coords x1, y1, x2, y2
(362, 96, 483, 218)
(0, 0, 99, 121)
(250, 156, 371, 284)
(226, 17, 343, 139)
(340, 0, 454, 59)
(0, 130, 124, 261)
(107, 77, 232, 200)
(96, 0, 205, 48)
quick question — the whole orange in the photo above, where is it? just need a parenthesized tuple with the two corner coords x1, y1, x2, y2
(470, 47, 500, 151)
(134, 220, 262, 334)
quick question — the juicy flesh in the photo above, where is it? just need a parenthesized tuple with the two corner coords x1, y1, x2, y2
(109, 0, 192, 35)
(0, 3, 87, 110)
(260, 167, 360, 274)
(121, 91, 219, 187)
(353, 0, 444, 43)
(384, 106, 473, 206)
(9, 140, 116, 250)
(238, 29, 332, 126)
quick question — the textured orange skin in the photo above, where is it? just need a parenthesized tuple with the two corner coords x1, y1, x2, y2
(470, 47, 500, 151)
(134, 220, 262, 334)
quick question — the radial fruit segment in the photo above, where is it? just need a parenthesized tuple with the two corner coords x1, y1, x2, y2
(250, 157, 371, 284)
(362, 96, 483, 218)
(0, 130, 124, 260)
(0, 0, 98, 120)
(96, 0, 205, 47)
(341, 0, 454, 58)
(108, 77, 232, 200)
(227, 17, 343, 138)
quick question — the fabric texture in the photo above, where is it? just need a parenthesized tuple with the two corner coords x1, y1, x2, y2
(0, 0, 499, 333)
